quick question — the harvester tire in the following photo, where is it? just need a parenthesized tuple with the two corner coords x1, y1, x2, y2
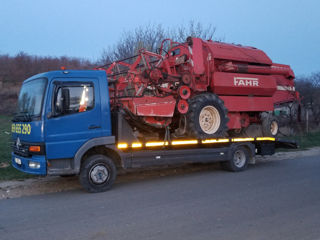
(187, 93, 229, 139)
(261, 114, 279, 137)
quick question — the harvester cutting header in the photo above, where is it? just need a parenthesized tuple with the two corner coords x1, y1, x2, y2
(98, 37, 299, 140)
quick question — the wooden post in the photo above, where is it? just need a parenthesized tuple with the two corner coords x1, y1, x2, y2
(306, 108, 309, 133)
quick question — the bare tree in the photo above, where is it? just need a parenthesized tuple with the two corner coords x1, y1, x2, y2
(100, 24, 166, 64)
(169, 20, 217, 42)
(295, 72, 320, 126)
(99, 21, 218, 64)
(0, 52, 94, 114)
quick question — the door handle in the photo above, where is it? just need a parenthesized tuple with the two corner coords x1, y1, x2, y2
(88, 125, 101, 129)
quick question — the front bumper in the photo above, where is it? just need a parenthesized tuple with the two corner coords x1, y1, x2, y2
(11, 153, 47, 175)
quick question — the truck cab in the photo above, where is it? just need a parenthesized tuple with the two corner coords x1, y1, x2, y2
(11, 70, 114, 176)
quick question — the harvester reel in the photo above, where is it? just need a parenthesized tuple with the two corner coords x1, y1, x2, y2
(187, 93, 229, 139)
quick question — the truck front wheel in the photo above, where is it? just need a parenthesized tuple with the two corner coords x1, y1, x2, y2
(79, 154, 117, 193)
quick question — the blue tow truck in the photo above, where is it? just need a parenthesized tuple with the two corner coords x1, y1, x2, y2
(11, 70, 296, 192)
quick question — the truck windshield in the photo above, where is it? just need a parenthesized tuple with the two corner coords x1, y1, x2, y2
(13, 78, 47, 122)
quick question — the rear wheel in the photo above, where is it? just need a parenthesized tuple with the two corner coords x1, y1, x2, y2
(262, 114, 279, 137)
(187, 93, 229, 138)
(221, 146, 249, 172)
(79, 154, 117, 193)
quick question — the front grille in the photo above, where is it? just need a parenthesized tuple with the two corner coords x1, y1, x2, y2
(13, 143, 30, 157)
(12, 140, 45, 157)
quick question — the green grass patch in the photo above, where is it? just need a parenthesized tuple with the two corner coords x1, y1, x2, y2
(0, 115, 31, 181)
(277, 130, 320, 151)
(291, 131, 320, 149)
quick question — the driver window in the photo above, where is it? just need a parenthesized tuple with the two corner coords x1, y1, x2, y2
(54, 84, 94, 115)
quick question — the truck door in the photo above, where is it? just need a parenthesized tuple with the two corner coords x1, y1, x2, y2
(45, 78, 102, 160)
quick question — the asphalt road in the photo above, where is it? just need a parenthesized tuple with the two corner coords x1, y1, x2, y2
(0, 155, 319, 240)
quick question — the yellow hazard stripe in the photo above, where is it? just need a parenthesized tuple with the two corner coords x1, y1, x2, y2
(256, 137, 275, 141)
(117, 137, 275, 149)
(231, 138, 255, 142)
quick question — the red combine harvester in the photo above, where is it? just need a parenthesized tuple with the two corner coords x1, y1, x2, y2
(98, 37, 299, 140)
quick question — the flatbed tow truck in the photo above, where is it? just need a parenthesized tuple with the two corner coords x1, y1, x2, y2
(11, 70, 297, 192)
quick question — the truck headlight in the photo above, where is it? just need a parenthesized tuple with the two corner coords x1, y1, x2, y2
(29, 161, 40, 169)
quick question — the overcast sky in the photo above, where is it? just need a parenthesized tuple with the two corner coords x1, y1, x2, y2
(0, 0, 319, 76)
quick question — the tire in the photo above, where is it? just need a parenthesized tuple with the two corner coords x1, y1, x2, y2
(261, 114, 279, 137)
(187, 93, 229, 139)
(79, 154, 117, 193)
(221, 146, 249, 172)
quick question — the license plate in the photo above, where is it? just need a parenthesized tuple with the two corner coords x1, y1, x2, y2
(15, 157, 22, 165)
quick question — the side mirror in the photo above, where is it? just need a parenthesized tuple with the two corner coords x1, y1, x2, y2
(51, 87, 70, 118)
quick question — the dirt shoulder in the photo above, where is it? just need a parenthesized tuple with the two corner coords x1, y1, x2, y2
(1, 147, 320, 200)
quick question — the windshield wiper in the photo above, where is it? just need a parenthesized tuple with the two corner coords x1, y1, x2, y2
(12, 112, 33, 122)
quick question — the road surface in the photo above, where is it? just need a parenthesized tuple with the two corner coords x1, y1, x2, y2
(0, 155, 319, 240)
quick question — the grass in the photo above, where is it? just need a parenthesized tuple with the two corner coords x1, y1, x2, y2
(289, 131, 320, 150)
(0, 115, 31, 181)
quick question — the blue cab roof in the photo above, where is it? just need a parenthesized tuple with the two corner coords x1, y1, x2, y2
(24, 70, 107, 83)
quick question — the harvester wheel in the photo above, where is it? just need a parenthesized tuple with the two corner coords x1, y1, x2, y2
(187, 93, 229, 139)
(261, 114, 279, 137)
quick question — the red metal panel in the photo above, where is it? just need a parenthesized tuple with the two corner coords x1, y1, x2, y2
(273, 91, 297, 105)
(212, 72, 277, 96)
(217, 62, 294, 78)
(220, 96, 274, 112)
(131, 96, 176, 117)
(272, 75, 297, 104)
(274, 74, 295, 86)
(191, 38, 205, 75)
(272, 63, 295, 78)
(204, 39, 272, 65)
